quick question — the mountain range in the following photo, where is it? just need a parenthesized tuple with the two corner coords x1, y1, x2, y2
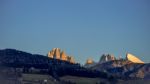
(85, 55, 150, 79)
(0, 48, 150, 84)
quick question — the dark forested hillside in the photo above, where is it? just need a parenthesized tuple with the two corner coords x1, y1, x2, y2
(0, 49, 109, 79)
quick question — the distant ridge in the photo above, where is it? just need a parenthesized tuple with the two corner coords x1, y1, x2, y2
(84, 53, 150, 79)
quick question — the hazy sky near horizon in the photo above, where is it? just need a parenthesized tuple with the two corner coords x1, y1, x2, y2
(0, 0, 150, 64)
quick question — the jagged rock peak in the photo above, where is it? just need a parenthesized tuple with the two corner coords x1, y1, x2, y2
(86, 58, 94, 64)
(48, 48, 75, 63)
(126, 53, 144, 64)
(54, 48, 61, 59)
(48, 51, 53, 58)
(67, 56, 75, 64)
(60, 51, 67, 61)
(99, 54, 115, 63)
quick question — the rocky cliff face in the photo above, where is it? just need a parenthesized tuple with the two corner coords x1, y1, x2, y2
(54, 48, 61, 59)
(86, 58, 94, 64)
(67, 56, 75, 64)
(60, 51, 67, 61)
(126, 53, 144, 64)
(84, 58, 97, 68)
(99, 54, 116, 63)
(125, 63, 150, 79)
(48, 48, 75, 63)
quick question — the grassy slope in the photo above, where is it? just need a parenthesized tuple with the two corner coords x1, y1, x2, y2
(60, 76, 109, 84)
(22, 74, 57, 84)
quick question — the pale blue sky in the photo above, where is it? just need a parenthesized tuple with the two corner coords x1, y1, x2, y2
(0, 0, 150, 64)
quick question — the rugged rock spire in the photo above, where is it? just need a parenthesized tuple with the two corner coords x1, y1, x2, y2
(126, 53, 144, 64)
(99, 54, 115, 63)
(48, 48, 75, 63)
(48, 51, 53, 58)
(54, 48, 60, 59)
(86, 58, 94, 64)
(67, 56, 75, 64)
(60, 51, 67, 61)
(48, 48, 57, 58)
